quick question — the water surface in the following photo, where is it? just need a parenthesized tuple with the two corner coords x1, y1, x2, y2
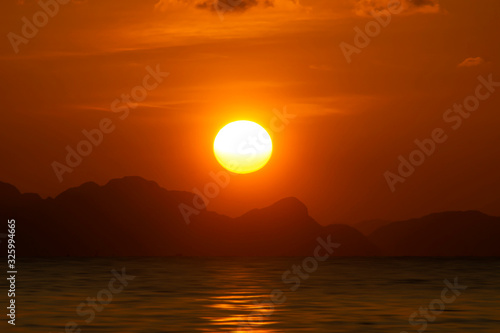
(3, 257, 500, 332)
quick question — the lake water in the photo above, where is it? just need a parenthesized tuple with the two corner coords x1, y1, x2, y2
(3, 258, 500, 332)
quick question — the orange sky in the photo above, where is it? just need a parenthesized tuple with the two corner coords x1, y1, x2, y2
(1, 0, 499, 224)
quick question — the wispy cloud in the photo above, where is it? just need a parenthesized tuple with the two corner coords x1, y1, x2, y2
(154, 0, 303, 13)
(458, 57, 485, 68)
(353, 0, 441, 16)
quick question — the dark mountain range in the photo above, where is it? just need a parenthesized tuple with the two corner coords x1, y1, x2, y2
(1, 177, 499, 256)
(354, 219, 393, 236)
(0, 177, 377, 257)
(368, 210, 500, 256)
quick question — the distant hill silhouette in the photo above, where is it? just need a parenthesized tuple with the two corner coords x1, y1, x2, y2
(0, 177, 377, 257)
(368, 211, 500, 256)
(481, 198, 500, 217)
(1, 177, 499, 257)
(354, 219, 393, 236)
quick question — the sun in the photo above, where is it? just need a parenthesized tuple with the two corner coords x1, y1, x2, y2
(214, 120, 273, 174)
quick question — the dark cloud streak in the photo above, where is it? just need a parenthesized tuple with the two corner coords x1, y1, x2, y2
(195, 0, 276, 13)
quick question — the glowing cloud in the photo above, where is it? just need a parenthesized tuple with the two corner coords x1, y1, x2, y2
(458, 57, 485, 68)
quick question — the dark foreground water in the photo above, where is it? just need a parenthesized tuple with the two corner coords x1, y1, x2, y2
(2, 258, 500, 332)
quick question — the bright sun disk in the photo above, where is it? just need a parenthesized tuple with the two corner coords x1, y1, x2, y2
(213, 120, 273, 174)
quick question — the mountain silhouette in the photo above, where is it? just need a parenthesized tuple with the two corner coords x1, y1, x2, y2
(354, 219, 393, 236)
(368, 211, 500, 256)
(1, 177, 499, 257)
(0, 177, 377, 257)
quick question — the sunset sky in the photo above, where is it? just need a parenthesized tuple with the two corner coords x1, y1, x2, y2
(1, 0, 499, 225)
